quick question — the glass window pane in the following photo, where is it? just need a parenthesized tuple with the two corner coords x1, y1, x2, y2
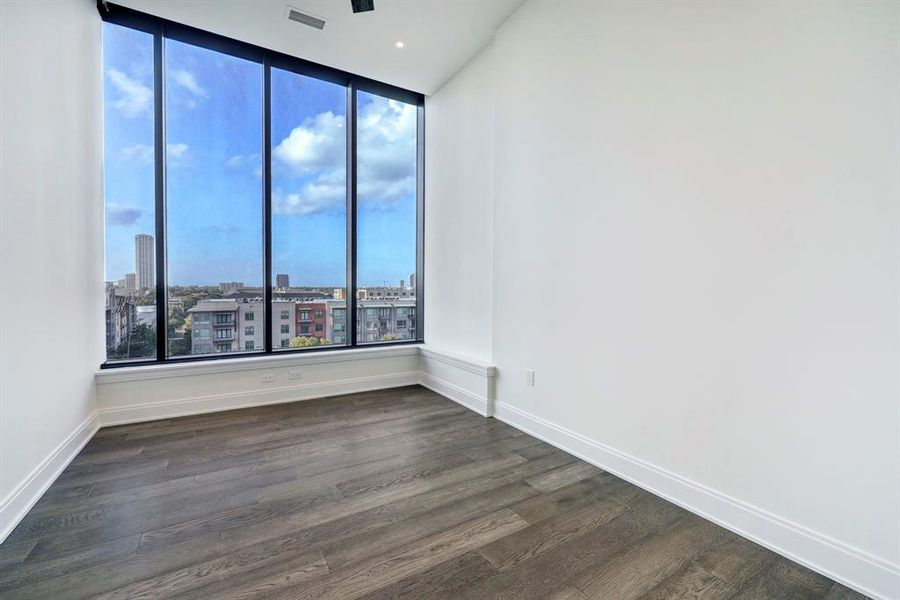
(356, 91, 417, 343)
(103, 23, 156, 362)
(165, 40, 264, 357)
(271, 68, 348, 350)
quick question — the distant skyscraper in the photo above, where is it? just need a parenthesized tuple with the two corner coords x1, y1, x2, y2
(135, 234, 154, 290)
(409, 273, 416, 290)
(399, 279, 405, 289)
(276, 274, 290, 288)
(124, 273, 136, 291)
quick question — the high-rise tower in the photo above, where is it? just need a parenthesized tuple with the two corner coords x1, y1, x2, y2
(135, 234, 155, 291)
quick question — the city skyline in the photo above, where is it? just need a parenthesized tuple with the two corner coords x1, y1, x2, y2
(107, 232, 414, 291)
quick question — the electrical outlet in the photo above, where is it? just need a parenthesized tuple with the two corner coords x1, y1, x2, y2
(526, 369, 535, 386)
(261, 373, 275, 383)
(288, 370, 302, 381)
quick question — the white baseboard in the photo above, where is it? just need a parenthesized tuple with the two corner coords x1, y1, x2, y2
(420, 372, 489, 416)
(492, 400, 900, 600)
(98, 371, 421, 427)
(0, 412, 99, 543)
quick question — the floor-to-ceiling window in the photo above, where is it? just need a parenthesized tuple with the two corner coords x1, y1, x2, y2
(270, 68, 347, 351)
(102, 22, 156, 361)
(165, 39, 264, 358)
(100, 3, 423, 366)
(356, 91, 419, 344)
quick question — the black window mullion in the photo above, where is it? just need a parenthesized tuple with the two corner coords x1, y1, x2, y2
(347, 84, 358, 347)
(153, 24, 167, 361)
(263, 59, 273, 354)
(415, 102, 425, 342)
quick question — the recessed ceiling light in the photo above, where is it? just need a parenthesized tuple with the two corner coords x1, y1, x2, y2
(395, 41, 405, 49)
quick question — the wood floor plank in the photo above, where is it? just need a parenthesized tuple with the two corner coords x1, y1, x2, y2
(334, 451, 474, 497)
(178, 551, 330, 600)
(637, 562, 736, 600)
(0, 385, 867, 600)
(322, 481, 539, 571)
(695, 534, 776, 592)
(729, 558, 837, 600)
(356, 551, 497, 600)
(509, 474, 630, 524)
(50, 457, 170, 490)
(572, 515, 728, 599)
(0, 539, 37, 569)
(0, 534, 142, 594)
(514, 441, 562, 460)
(454, 494, 690, 600)
(93, 542, 327, 600)
(524, 460, 604, 492)
(68, 445, 145, 467)
(271, 509, 529, 600)
(478, 495, 629, 571)
(548, 586, 591, 600)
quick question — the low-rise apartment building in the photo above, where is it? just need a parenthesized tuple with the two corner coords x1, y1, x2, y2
(190, 298, 297, 353)
(188, 299, 238, 354)
(357, 299, 416, 342)
(187, 297, 415, 353)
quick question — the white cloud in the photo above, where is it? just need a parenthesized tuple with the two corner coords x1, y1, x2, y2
(166, 143, 188, 159)
(120, 143, 188, 164)
(227, 153, 260, 168)
(271, 96, 416, 216)
(227, 153, 262, 179)
(357, 96, 417, 205)
(273, 169, 346, 216)
(170, 69, 209, 103)
(107, 69, 152, 118)
(273, 112, 345, 172)
(121, 144, 154, 164)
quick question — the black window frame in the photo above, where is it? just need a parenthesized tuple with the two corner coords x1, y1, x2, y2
(99, 1, 425, 368)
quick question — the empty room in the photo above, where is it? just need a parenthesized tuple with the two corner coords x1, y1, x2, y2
(0, 0, 898, 598)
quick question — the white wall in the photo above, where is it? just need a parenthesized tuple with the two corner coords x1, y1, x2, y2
(0, 0, 104, 537)
(426, 1, 900, 597)
(424, 45, 495, 360)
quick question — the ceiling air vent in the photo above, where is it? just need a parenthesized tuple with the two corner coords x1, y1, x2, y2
(286, 7, 326, 30)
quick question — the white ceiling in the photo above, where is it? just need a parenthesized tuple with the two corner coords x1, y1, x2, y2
(114, 0, 523, 95)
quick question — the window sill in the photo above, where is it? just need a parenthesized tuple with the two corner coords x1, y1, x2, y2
(96, 343, 422, 384)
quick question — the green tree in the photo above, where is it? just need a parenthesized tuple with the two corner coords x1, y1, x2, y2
(134, 293, 156, 306)
(168, 307, 186, 327)
(289, 336, 331, 348)
(109, 323, 156, 359)
(168, 324, 191, 356)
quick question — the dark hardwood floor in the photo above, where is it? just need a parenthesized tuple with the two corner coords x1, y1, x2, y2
(0, 385, 867, 599)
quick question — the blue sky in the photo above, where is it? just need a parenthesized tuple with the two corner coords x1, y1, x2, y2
(103, 23, 416, 288)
